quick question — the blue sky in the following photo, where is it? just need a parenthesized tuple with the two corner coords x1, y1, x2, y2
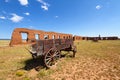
(0, 0, 120, 39)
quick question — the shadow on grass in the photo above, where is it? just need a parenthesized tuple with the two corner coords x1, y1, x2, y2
(23, 52, 74, 71)
(61, 51, 75, 58)
(61, 54, 74, 58)
(23, 56, 46, 71)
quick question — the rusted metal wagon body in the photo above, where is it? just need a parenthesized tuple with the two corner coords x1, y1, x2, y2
(29, 39, 77, 68)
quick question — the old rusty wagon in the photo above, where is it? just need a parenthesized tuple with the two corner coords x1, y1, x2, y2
(29, 39, 77, 68)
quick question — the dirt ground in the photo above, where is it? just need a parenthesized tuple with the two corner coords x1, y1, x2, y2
(48, 54, 120, 80)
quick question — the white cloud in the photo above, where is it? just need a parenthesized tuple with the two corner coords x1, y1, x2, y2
(5, 0, 9, 2)
(29, 26, 34, 29)
(41, 5, 48, 10)
(37, 0, 49, 6)
(10, 13, 23, 23)
(24, 12, 30, 16)
(96, 5, 102, 10)
(18, 0, 28, 6)
(55, 16, 59, 18)
(37, 0, 50, 11)
(0, 16, 6, 19)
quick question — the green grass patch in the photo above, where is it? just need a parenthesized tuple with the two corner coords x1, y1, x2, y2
(37, 69, 54, 77)
(16, 70, 25, 77)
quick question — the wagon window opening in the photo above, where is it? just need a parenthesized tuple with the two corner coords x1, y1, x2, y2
(21, 33, 28, 42)
(44, 35, 49, 39)
(35, 34, 40, 40)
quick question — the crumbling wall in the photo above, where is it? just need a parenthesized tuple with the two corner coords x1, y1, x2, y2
(73, 36, 83, 41)
(9, 28, 73, 46)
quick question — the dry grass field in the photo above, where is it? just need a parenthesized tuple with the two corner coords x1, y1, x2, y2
(0, 40, 10, 47)
(0, 40, 120, 80)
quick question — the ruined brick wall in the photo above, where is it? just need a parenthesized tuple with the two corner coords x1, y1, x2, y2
(86, 37, 118, 40)
(9, 28, 73, 46)
(101, 37, 118, 40)
(73, 36, 83, 41)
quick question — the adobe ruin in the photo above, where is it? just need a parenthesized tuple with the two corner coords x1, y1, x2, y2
(9, 28, 73, 46)
(9, 28, 119, 46)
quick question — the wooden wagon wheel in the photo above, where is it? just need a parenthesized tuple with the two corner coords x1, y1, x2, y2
(44, 47, 61, 68)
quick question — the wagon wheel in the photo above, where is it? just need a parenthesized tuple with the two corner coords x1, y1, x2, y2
(44, 48, 61, 68)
